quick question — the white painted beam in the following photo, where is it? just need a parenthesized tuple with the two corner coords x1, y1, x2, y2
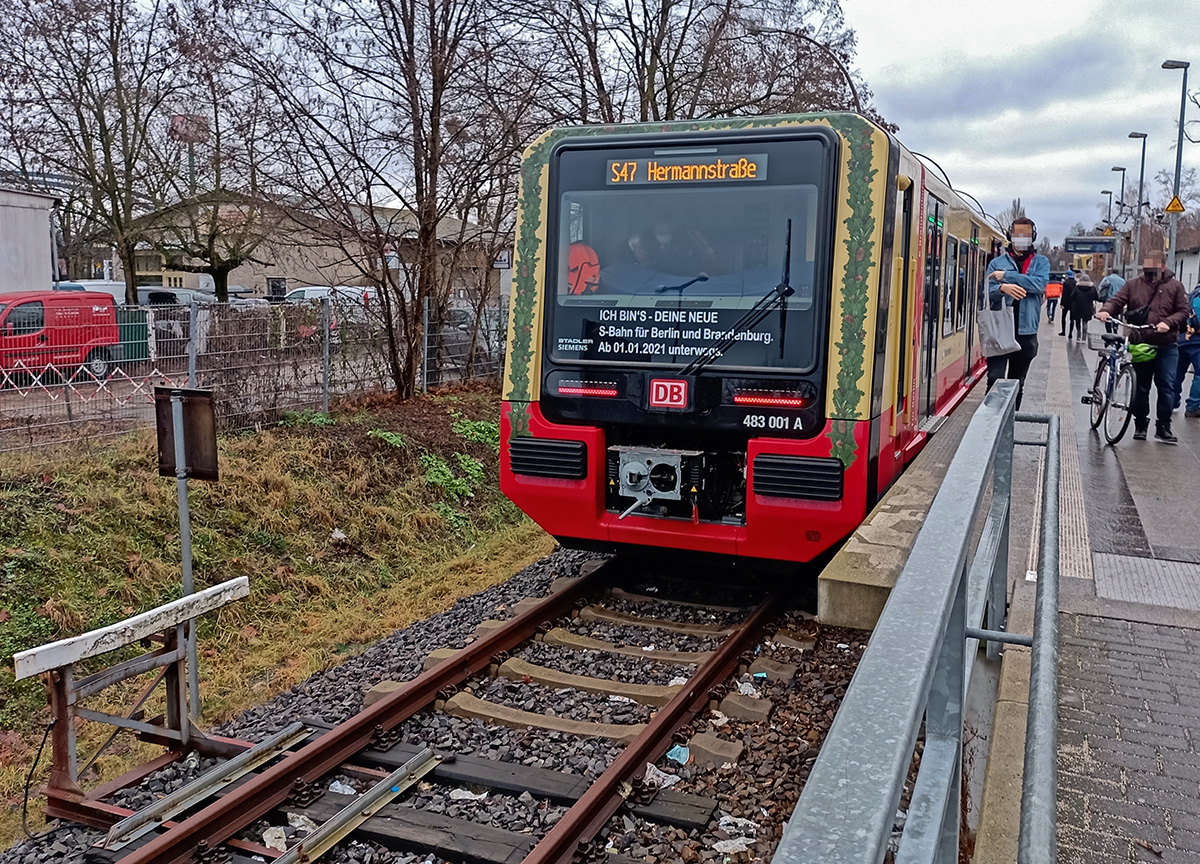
(12, 577, 249, 680)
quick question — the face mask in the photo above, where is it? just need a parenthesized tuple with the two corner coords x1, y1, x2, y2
(655, 232, 671, 244)
(1011, 236, 1033, 251)
(1144, 268, 1160, 281)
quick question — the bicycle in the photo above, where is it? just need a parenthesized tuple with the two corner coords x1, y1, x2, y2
(1081, 320, 1154, 445)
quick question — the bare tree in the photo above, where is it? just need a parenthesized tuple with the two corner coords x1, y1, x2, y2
(996, 198, 1027, 228)
(213, 0, 542, 396)
(507, 0, 881, 126)
(134, 2, 283, 300)
(0, 0, 186, 303)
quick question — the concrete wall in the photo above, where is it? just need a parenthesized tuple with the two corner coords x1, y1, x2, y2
(0, 188, 54, 293)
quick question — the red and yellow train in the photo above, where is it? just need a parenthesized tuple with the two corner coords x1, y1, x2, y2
(500, 112, 1004, 564)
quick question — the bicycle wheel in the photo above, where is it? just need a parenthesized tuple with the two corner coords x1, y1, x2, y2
(1089, 355, 1109, 429)
(1104, 364, 1135, 444)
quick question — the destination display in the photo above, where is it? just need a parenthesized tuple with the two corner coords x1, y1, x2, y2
(607, 154, 768, 185)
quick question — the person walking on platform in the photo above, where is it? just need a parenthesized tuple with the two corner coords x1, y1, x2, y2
(1097, 250, 1190, 442)
(1059, 270, 1078, 337)
(1174, 282, 1200, 419)
(1070, 273, 1098, 341)
(1045, 275, 1062, 324)
(1098, 268, 1125, 334)
(985, 217, 1048, 410)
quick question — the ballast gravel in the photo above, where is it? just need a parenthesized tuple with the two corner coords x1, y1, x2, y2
(565, 621, 721, 654)
(0, 547, 603, 864)
(515, 640, 695, 686)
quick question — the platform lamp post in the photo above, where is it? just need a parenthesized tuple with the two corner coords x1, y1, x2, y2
(746, 24, 863, 113)
(1129, 132, 1148, 276)
(1102, 190, 1114, 271)
(1112, 166, 1127, 275)
(1162, 60, 1190, 274)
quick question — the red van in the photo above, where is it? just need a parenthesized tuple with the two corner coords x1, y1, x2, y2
(0, 291, 123, 380)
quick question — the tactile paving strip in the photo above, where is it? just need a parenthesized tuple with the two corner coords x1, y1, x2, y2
(1048, 335, 1094, 580)
(1093, 553, 1200, 611)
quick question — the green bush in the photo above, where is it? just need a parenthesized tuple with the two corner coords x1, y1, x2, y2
(279, 409, 336, 427)
(367, 429, 406, 449)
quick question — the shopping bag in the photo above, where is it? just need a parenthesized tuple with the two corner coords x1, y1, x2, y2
(978, 301, 1019, 357)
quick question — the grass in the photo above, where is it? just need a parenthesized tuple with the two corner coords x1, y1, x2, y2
(0, 386, 554, 850)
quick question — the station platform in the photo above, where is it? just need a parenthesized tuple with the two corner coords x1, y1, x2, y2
(975, 316, 1200, 864)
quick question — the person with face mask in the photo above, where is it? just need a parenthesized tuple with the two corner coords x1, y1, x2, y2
(1097, 249, 1190, 443)
(984, 217, 1049, 409)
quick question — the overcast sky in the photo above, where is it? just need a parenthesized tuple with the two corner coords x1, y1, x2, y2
(842, 0, 1200, 246)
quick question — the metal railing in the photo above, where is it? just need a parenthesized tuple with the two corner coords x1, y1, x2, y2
(0, 295, 506, 457)
(774, 379, 1061, 864)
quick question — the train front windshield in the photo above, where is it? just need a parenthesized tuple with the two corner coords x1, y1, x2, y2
(548, 137, 833, 373)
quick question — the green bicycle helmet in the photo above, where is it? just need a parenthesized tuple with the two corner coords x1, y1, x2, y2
(1129, 342, 1158, 364)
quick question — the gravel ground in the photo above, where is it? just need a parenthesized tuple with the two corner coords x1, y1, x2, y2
(0, 547, 603, 864)
(466, 678, 654, 725)
(218, 548, 605, 739)
(392, 712, 622, 776)
(597, 613, 870, 863)
(600, 595, 746, 628)
(565, 621, 721, 654)
(516, 641, 695, 686)
(619, 574, 769, 612)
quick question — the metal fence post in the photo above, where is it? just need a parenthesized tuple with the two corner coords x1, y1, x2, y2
(187, 300, 198, 385)
(987, 406, 1014, 661)
(170, 391, 200, 719)
(1017, 414, 1060, 864)
(321, 296, 331, 414)
(422, 295, 429, 394)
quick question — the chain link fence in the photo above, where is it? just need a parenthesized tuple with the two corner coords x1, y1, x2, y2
(0, 295, 507, 458)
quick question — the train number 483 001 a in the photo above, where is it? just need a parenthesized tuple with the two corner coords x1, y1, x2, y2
(743, 414, 803, 431)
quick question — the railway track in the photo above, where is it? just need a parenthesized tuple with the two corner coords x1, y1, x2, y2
(54, 557, 838, 864)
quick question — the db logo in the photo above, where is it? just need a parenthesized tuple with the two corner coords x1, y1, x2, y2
(649, 378, 688, 409)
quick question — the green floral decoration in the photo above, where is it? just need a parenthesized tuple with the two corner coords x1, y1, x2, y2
(826, 118, 878, 468)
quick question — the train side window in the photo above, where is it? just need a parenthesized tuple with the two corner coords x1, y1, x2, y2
(942, 236, 957, 338)
(956, 241, 969, 331)
(925, 200, 944, 338)
(976, 234, 988, 312)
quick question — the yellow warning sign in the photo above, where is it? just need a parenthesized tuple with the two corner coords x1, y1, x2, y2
(1103, 226, 1114, 236)
(1166, 195, 1186, 214)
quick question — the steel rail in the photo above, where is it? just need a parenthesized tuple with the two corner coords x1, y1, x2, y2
(275, 748, 439, 864)
(522, 594, 781, 864)
(119, 563, 611, 864)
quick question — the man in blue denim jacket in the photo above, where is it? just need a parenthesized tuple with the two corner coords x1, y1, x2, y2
(984, 217, 1049, 409)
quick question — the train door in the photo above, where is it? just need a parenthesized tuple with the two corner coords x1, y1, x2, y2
(919, 197, 945, 418)
(965, 228, 979, 365)
(896, 181, 914, 427)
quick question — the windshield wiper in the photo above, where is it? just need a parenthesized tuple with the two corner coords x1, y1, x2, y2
(657, 275, 709, 363)
(679, 219, 793, 376)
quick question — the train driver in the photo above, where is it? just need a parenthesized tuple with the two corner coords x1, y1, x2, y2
(627, 218, 719, 278)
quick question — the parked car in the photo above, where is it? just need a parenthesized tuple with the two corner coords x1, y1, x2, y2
(284, 285, 379, 322)
(137, 287, 218, 306)
(0, 291, 123, 379)
(51, 282, 86, 291)
(71, 280, 130, 304)
(284, 285, 378, 306)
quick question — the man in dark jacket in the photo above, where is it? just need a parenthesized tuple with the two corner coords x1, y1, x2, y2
(1097, 250, 1191, 442)
(1059, 271, 1078, 337)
